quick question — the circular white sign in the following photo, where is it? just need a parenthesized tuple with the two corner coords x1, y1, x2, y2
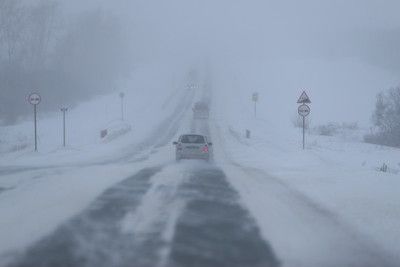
(298, 104, 310, 117)
(28, 93, 41, 105)
(252, 92, 259, 102)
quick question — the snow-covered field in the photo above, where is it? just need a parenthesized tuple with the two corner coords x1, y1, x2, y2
(211, 84, 400, 264)
(0, 64, 190, 166)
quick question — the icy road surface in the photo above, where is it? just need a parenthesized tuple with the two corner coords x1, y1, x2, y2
(9, 164, 279, 267)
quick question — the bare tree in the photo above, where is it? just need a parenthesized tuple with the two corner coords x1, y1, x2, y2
(0, 2, 132, 125)
(23, 0, 59, 67)
(365, 87, 400, 147)
(0, 0, 26, 64)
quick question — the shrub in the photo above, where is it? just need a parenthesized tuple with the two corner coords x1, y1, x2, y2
(313, 122, 358, 136)
(365, 87, 400, 147)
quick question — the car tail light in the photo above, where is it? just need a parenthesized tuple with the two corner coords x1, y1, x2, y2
(202, 145, 209, 153)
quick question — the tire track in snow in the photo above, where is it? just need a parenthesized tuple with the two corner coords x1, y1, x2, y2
(119, 164, 190, 267)
(164, 94, 278, 266)
(8, 167, 162, 267)
(7, 162, 281, 267)
(165, 164, 280, 267)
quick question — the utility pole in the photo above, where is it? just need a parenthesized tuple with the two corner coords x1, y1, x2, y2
(119, 92, 125, 121)
(60, 107, 68, 147)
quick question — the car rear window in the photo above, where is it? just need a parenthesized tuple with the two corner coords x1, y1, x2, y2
(180, 135, 205, 144)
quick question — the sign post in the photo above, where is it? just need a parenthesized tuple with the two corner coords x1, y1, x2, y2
(28, 93, 41, 152)
(297, 91, 311, 150)
(60, 107, 68, 147)
(252, 92, 259, 118)
(119, 92, 125, 121)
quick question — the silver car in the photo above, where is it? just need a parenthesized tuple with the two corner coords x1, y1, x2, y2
(173, 134, 212, 161)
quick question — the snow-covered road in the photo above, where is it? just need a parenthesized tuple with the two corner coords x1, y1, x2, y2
(1, 85, 400, 267)
(6, 105, 281, 267)
(9, 164, 280, 267)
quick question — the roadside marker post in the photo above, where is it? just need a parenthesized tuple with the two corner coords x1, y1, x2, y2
(60, 107, 68, 147)
(297, 91, 311, 150)
(119, 92, 125, 121)
(252, 92, 259, 118)
(246, 129, 251, 139)
(28, 93, 41, 152)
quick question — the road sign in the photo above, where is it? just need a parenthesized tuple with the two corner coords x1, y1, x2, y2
(252, 92, 259, 102)
(28, 93, 41, 105)
(298, 104, 310, 117)
(297, 91, 311, 104)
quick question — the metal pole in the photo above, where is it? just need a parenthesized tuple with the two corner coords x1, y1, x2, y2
(34, 104, 37, 152)
(302, 116, 305, 150)
(121, 96, 124, 121)
(63, 109, 66, 147)
(61, 108, 68, 147)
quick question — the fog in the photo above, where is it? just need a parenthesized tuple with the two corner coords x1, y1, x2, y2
(1, 0, 400, 125)
(2, 2, 400, 266)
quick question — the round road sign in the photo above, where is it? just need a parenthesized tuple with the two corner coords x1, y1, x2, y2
(28, 93, 41, 105)
(252, 92, 259, 102)
(298, 104, 310, 117)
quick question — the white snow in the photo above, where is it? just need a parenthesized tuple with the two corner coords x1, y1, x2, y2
(1, 59, 400, 266)
(0, 64, 197, 262)
(0, 64, 187, 166)
(0, 163, 141, 257)
(211, 78, 400, 265)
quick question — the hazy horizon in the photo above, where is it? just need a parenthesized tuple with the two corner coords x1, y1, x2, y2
(59, 0, 400, 125)
(2, 0, 400, 126)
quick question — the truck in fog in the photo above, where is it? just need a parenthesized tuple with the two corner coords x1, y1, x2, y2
(193, 101, 209, 119)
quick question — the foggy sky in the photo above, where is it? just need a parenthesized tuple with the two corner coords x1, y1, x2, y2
(30, 0, 400, 124)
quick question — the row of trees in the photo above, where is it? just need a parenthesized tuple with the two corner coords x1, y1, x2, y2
(0, 0, 58, 66)
(0, 0, 132, 124)
(365, 87, 400, 147)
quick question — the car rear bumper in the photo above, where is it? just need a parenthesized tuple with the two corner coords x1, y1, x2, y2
(176, 153, 210, 160)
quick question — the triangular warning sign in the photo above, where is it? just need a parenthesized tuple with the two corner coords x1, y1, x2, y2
(297, 91, 311, 104)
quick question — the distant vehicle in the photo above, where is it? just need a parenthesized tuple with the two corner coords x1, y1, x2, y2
(187, 83, 198, 90)
(193, 101, 209, 119)
(173, 134, 212, 161)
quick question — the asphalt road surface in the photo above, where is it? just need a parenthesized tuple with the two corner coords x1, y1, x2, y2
(9, 165, 279, 267)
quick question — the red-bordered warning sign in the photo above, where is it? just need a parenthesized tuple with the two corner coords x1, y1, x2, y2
(297, 91, 311, 104)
